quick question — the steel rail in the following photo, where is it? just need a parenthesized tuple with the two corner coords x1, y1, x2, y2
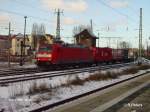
(0, 62, 135, 85)
(0, 69, 42, 77)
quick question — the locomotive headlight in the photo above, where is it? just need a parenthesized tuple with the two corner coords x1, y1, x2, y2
(37, 53, 52, 58)
(45, 54, 51, 58)
(49, 54, 52, 58)
(37, 54, 42, 57)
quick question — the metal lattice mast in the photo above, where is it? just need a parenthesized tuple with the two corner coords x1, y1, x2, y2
(55, 9, 63, 41)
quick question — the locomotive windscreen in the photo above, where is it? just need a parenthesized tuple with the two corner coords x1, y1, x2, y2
(38, 45, 52, 52)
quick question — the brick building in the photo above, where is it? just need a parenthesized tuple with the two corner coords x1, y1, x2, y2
(0, 35, 11, 56)
(11, 33, 31, 55)
(74, 29, 98, 47)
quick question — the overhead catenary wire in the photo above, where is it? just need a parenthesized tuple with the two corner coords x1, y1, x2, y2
(0, 8, 52, 24)
(96, 0, 142, 33)
(0, 0, 143, 37)
(96, 0, 138, 23)
(127, 5, 139, 17)
(12, 0, 51, 14)
(0, 8, 54, 34)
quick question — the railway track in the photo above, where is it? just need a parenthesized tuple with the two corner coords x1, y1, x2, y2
(0, 67, 47, 77)
(0, 62, 135, 85)
(0, 63, 122, 77)
(28, 69, 149, 112)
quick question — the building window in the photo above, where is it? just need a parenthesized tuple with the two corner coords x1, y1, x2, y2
(17, 43, 19, 47)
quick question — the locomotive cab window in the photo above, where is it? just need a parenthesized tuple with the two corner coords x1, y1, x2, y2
(38, 46, 52, 52)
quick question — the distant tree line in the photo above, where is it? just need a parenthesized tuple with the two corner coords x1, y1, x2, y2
(73, 25, 92, 36)
(119, 41, 131, 49)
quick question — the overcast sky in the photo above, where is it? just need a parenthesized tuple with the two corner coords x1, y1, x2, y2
(0, 0, 150, 48)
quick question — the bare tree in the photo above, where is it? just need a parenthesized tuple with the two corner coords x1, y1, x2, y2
(31, 23, 46, 50)
(73, 25, 92, 36)
(38, 24, 46, 36)
(38, 24, 47, 45)
(31, 23, 38, 50)
(119, 41, 131, 49)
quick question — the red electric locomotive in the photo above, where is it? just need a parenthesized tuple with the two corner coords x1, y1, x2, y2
(36, 43, 133, 67)
(36, 43, 93, 66)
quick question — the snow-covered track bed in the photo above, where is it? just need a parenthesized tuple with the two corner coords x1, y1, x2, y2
(0, 62, 135, 85)
(29, 70, 149, 112)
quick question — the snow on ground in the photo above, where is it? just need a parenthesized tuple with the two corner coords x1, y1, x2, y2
(0, 65, 149, 112)
(142, 57, 150, 64)
(10, 63, 37, 69)
(0, 62, 37, 70)
(14, 63, 37, 69)
(27, 70, 149, 112)
(0, 61, 37, 70)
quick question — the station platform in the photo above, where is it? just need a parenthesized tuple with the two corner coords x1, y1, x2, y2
(103, 83, 150, 112)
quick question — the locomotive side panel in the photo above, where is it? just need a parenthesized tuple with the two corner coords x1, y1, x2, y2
(55, 46, 93, 64)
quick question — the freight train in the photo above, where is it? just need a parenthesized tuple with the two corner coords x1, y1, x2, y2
(35, 43, 134, 67)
